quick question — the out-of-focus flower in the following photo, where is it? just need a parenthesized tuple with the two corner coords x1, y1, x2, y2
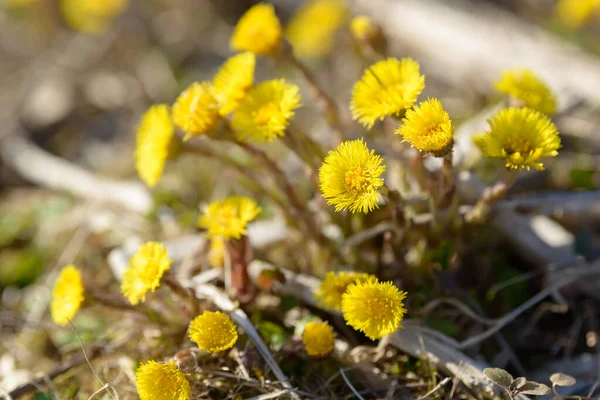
(208, 237, 226, 268)
(302, 321, 335, 357)
(188, 311, 238, 352)
(135, 361, 191, 400)
(395, 98, 454, 156)
(350, 15, 378, 43)
(314, 271, 372, 310)
(351, 57, 425, 129)
(554, 0, 600, 29)
(172, 82, 221, 139)
(198, 196, 261, 240)
(51, 265, 84, 326)
(121, 242, 172, 305)
(135, 104, 174, 188)
(285, 0, 348, 59)
(213, 52, 256, 116)
(494, 68, 557, 115)
(232, 79, 301, 142)
(60, 0, 128, 34)
(319, 139, 385, 213)
(342, 277, 407, 340)
(230, 3, 282, 56)
(474, 107, 561, 171)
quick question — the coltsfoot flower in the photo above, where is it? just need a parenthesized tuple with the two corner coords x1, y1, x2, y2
(495, 68, 557, 115)
(230, 3, 282, 56)
(172, 82, 220, 139)
(351, 57, 425, 129)
(474, 107, 561, 170)
(350, 15, 378, 42)
(60, 0, 128, 34)
(342, 277, 407, 340)
(319, 139, 386, 213)
(135, 104, 174, 188)
(302, 321, 335, 357)
(314, 271, 372, 310)
(208, 237, 226, 268)
(136, 361, 191, 400)
(121, 242, 172, 305)
(189, 311, 238, 352)
(232, 79, 302, 142)
(395, 98, 454, 156)
(198, 196, 261, 240)
(213, 52, 256, 116)
(51, 265, 85, 326)
(554, 0, 600, 29)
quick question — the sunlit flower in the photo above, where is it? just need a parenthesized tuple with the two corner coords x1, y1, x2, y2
(208, 237, 226, 268)
(495, 68, 557, 115)
(319, 139, 386, 213)
(395, 98, 454, 156)
(51, 265, 85, 326)
(188, 311, 238, 352)
(232, 79, 301, 142)
(351, 57, 425, 129)
(60, 0, 128, 34)
(136, 361, 191, 400)
(302, 321, 335, 357)
(342, 277, 407, 340)
(121, 242, 172, 305)
(230, 3, 282, 56)
(314, 271, 372, 310)
(172, 82, 220, 139)
(213, 52, 256, 116)
(198, 196, 261, 240)
(554, 0, 600, 29)
(350, 15, 378, 42)
(285, 0, 348, 59)
(474, 107, 561, 170)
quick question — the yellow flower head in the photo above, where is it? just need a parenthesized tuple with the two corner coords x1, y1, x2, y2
(51, 265, 85, 326)
(172, 82, 221, 139)
(232, 79, 302, 143)
(136, 361, 191, 400)
(208, 237, 226, 268)
(351, 57, 425, 129)
(495, 68, 557, 115)
(286, 0, 348, 59)
(319, 139, 386, 213)
(342, 277, 407, 340)
(474, 107, 561, 171)
(189, 311, 238, 352)
(60, 0, 128, 34)
(350, 15, 378, 42)
(198, 196, 261, 240)
(121, 242, 172, 305)
(134, 104, 174, 188)
(314, 271, 372, 310)
(213, 52, 256, 116)
(302, 321, 335, 357)
(395, 98, 454, 156)
(555, 0, 600, 29)
(230, 3, 283, 56)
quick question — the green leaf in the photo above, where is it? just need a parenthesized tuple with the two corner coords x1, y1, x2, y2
(550, 372, 576, 387)
(483, 368, 513, 389)
(509, 377, 527, 390)
(519, 381, 552, 396)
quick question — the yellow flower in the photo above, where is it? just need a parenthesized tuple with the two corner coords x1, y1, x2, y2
(351, 57, 425, 129)
(134, 104, 174, 188)
(232, 79, 302, 143)
(136, 361, 191, 400)
(198, 196, 261, 240)
(172, 82, 221, 139)
(302, 321, 335, 357)
(314, 271, 372, 310)
(189, 311, 238, 352)
(341, 277, 407, 340)
(555, 0, 600, 29)
(60, 0, 128, 34)
(230, 3, 283, 56)
(319, 139, 386, 213)
(208, 237, 226, 268)
(395, 98, 454, 156)
(285, 0, 348, 59)
(51, 265, 85, 326)
(495, 69, 557, 115)
(350, 15, 377, 42)
(474, 107, 561, 171)
(213, 52, 256, 116)
(121, 242, 172, 305)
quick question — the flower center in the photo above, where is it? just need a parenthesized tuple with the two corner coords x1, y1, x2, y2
(365, 298, 392, 319)
(504, 136, 531, 155)
(345, 167, 368, 193)
(252, 102, 281, 125)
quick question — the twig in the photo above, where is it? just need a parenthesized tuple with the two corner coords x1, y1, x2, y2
(340, 368, 366, 400)
(245, 389, 297, 400)
(417, 377, 451, 400)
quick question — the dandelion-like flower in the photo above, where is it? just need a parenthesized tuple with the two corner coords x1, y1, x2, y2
(350, 15, 377, 42)
(395, 98, 454, 156)
(136, 361, 191, 400)
(495, 68, 557, 115)
(121, 242, 172, 305)
(351, 57, 425, 129)
(342, 277, 407, 340)
(314, 271, 372, 310)
(60, 0, 128, 34)
(285, 0, 348, 59)
(188, 311, 238, 352)
(51, 265, 85, 326)
(319, 139, 386, 213)
(554, 0, 600, 29)
(302, 321, 335, 357)
(230, 3, 282, 56)
(232, 79, 301, 143)
(198, 196, 261, 240)
(172, 82, 220, 139)
(208, 237, 226, 268)
(213, 52, 256, 116)
(474, 107, 561, 171)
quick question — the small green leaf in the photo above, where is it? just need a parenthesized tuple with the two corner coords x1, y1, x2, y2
(509, 377, 526, 390)
(483, 368, 513, 389)
(550, 372, 576, 387)
(519, 381, 552, 396)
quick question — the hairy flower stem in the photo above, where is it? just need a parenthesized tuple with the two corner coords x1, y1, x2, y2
(163, 275, 200, 316)
(465, 169, 519, 223)
(438, 152, 455, 209)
